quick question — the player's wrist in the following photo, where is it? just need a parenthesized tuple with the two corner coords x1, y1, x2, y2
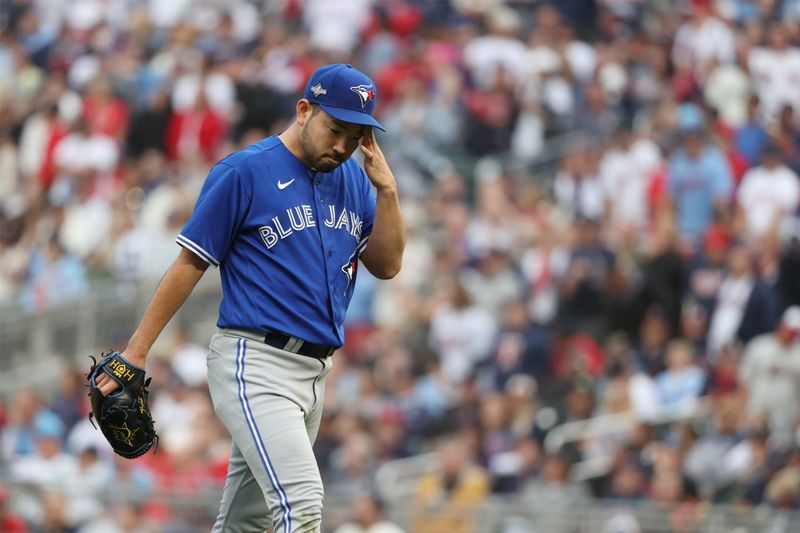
(374, 182, 398, 196)
(121, 348, 148, 368)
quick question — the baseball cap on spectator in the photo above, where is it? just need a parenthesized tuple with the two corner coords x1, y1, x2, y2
(703, 225, 731, 252)
(303, 64, 385, 131)
(677, 103, 705, 132)
(34, 411, 65, 440)
(781, 306, 800, 332)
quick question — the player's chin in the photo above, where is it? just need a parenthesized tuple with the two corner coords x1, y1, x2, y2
(315, 157, 344, 172)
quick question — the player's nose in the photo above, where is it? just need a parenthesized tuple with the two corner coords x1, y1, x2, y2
(332, 139, 347, 156)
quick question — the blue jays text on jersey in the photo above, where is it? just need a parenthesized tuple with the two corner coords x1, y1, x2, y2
(177, 136, 376, 348)
(258, 204, 366, 250)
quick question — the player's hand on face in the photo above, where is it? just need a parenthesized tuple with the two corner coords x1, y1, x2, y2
(359, 128, 396, 193)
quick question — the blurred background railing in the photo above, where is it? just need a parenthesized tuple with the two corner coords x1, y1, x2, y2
(0, 272, 222, 391)
(3, 476, 800, 533)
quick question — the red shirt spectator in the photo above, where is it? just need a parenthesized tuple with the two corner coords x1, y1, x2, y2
(82, 79, 130, 140)
(165, 94, 226, 164)
(0, 485, 27, 533)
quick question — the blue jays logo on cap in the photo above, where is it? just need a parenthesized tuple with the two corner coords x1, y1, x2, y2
(303, 64, 385, 131)
(350, 85, 375, 108)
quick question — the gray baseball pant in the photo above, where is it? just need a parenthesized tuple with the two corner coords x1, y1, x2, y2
(207, 330, 333, 533)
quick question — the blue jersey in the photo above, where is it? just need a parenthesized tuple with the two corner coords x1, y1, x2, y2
(668, 147, 733, 240)
(178, 136, 376, 347)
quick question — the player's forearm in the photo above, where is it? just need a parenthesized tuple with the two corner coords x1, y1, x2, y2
(363, 187, 405, 279)
(123, 248, 209, 365)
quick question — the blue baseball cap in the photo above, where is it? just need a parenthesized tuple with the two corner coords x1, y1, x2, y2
(303, 64, 385, 132)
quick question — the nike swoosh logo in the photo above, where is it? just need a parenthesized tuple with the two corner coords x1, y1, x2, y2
(277, 179, 295, 190)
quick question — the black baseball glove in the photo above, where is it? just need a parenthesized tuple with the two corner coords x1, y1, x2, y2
(86, 351, 158, 459)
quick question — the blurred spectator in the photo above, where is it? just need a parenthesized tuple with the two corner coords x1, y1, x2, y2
(50, 365, 87, 432)
(463, 6, 526, 90)
(520, 227, 571, 326)
(683, 395, 743, 500)
(734, 95, 769, 168)
(483, 300, 550, 390)
(429, 280, 497, 384)
(635, 221, 685, 335)
(1, 387, 65, 461)
(738, 306, 800, 441)
(10, 414, 76, 527)
(599, 129, 663, 236)
(17, 235, 88, 313)
(410, 437, 489, 533)
(558, 218, 615, 337)
(520, 452, 590, 510)
(655, 339, 705, 416)
(736, 142, 800, 244)
(69, 446, 114, 525)
(334, 492, 404, 533)
(747, 22, 800, 121)
(707, 243, 779, 358)
(168, 322, 208, 388)
(667, 109, 734, 245)
(686, 224, 731, 314)
(126, 89, 171, 157)
(79, 502, 151, 533)
(164, 91, 226, 164)
(0, 484, 27, 533)
(672, 1, 736, 74)
(704, 56, 750, 128)
(553, 145, 605, 222)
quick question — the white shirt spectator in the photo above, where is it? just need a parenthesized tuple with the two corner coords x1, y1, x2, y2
(554, 171, 605, 221)
(66, 0, 107, 31)
(335, 522, 405, 533)
(0, 137, 19, 201)
(303, 0, 374, 55)
(11, 448, 79, 524)
(519, 244, 570, 324)
(171, 340, 209, 387)
(430, 303, 498, 384)
(564, 40, 597, 83)
(54, 132, 119, 174)
(739, 332, 800, 436)
(707, 275, 754, 357)
(69, 452, 114, 524)
(737, 163, 800, 241)
(172, 71, 236, 115)
(148, 0, 192, 29)
(113, 225, 179, 282)
(465, 36, 528, 89)
(67, 418, 116, 460)
(511, 109, 544, 163)
(672, 15, 736, 70)
(60, 196, 112, 259)
(17, 111, 50, 179)
(748, 46, 800, 119)
(629, 372, 661, 422)
(599, 139, 661, 230)
(704, 62, 751, 127)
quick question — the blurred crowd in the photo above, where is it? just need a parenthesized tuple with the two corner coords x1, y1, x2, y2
(4, 0, 800, 531)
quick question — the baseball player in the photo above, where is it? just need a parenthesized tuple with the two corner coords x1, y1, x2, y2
(94, 64, 405, 532)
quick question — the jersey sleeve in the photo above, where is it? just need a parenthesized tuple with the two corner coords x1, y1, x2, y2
(177, 163, 251, 267)
(356, 166, 377, 257)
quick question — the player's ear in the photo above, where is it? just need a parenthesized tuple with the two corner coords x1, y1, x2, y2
(296, 99, 313, 126)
